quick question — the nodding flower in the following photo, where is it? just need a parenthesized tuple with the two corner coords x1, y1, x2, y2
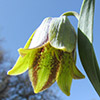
(7, 15, 85, 96)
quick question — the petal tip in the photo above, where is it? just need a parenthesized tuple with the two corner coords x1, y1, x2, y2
(7, 69, 16, 76)
(7, 70, 10, 75)
(34, 89, 40, 94)
(67, 93, 70, 96)
(72, 70, 85, 79)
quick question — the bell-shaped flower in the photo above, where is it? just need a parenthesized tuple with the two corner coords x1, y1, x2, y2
(7, 15, 85, 96)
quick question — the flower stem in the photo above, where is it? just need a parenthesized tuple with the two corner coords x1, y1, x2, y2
(61, 11, 79, 20)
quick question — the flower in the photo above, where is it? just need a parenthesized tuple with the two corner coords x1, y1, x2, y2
(7, 15, 85, 96)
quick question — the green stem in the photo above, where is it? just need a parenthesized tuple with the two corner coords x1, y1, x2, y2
(61, 11, 79, 20)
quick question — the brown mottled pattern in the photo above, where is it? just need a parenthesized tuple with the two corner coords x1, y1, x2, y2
(40, 50, 62, 91)
(30, 47, 45, 88)
(40, 57, 58, 91)
(32, 66, 40, 87)
(32, 45, 48, 88)
(32, 48, 43, 67)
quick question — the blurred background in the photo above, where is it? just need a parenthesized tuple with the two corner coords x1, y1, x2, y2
(0, 0, 100, 100)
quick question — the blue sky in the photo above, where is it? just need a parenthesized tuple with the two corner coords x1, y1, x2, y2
(0, 0, 100, 100)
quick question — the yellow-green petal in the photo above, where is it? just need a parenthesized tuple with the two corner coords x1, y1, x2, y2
(29, 44, 59, 93)
(56, 52, 73, 96)
(70, 64, 85, 79)
(69, 53, 85, 79)
(7, 31, 36, 75)
(7, 53, 31, 75)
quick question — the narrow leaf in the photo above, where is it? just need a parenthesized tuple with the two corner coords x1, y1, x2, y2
(78, 0, 100, 96)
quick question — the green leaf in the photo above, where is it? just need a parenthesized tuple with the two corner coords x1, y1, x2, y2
(78, 0, 100, 96)
(7, 31, 36, 75)
(49, 16, 76, 52)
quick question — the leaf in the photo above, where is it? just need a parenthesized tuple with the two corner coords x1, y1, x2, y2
(7, 31, 36, 75)
(49, 16, 76, 52)
(78, 0, 100, 96)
